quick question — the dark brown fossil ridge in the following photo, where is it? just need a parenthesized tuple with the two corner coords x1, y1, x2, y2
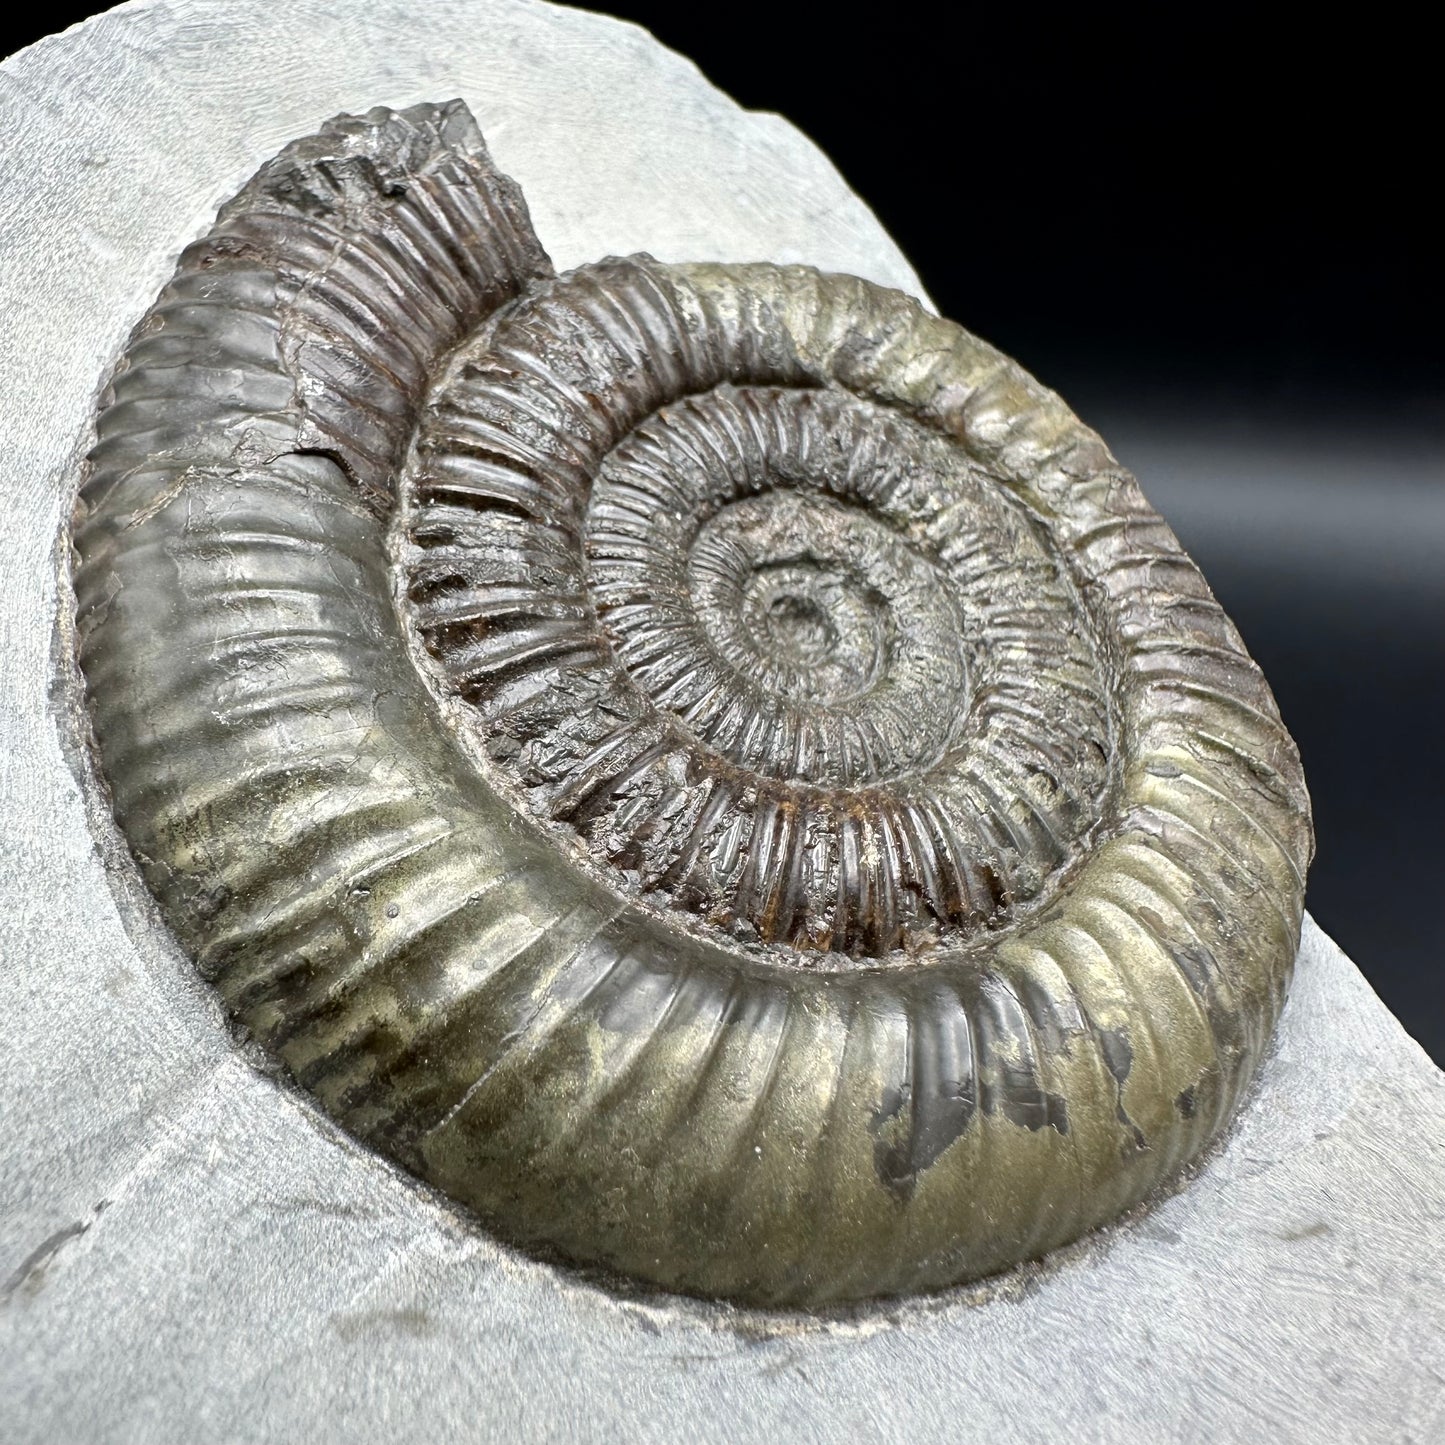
(70, 101, 1312, 1306)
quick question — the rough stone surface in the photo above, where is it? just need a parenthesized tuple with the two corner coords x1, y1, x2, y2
(1, 1, 1442, 1440)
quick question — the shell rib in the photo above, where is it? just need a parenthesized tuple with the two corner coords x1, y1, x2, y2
(71, 101, 1312, 1306)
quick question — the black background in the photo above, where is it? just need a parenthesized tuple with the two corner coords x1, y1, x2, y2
(6, 6, 1441, 1057)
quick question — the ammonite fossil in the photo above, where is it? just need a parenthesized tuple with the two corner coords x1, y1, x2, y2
(71, 101, 1312, 1307)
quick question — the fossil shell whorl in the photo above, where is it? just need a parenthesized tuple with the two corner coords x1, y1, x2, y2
(70, 101, 1312, 1307)
(401, 275, 1119, 957)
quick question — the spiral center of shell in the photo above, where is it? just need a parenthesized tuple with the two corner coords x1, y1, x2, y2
(398, 265, 1120, 960)
(589, 417, 971, 786)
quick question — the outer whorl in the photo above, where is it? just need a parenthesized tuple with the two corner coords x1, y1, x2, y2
(71, 101, 1313, 1307)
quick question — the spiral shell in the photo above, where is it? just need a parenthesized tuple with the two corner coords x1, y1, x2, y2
(71, 102, 1312, 1306)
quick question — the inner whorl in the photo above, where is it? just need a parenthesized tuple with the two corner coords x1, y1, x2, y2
(399, 265, 1119, 959)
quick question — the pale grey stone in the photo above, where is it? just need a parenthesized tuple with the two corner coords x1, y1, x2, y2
(1, 2, 1441, 1441)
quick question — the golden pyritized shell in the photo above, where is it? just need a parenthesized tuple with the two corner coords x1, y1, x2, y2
(71, 102, 1312, 1306)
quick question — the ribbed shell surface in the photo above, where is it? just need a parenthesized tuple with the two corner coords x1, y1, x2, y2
(70, 102, 1312, 1306)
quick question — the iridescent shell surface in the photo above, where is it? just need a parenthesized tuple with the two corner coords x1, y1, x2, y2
(71, 101, 1312, 1306)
